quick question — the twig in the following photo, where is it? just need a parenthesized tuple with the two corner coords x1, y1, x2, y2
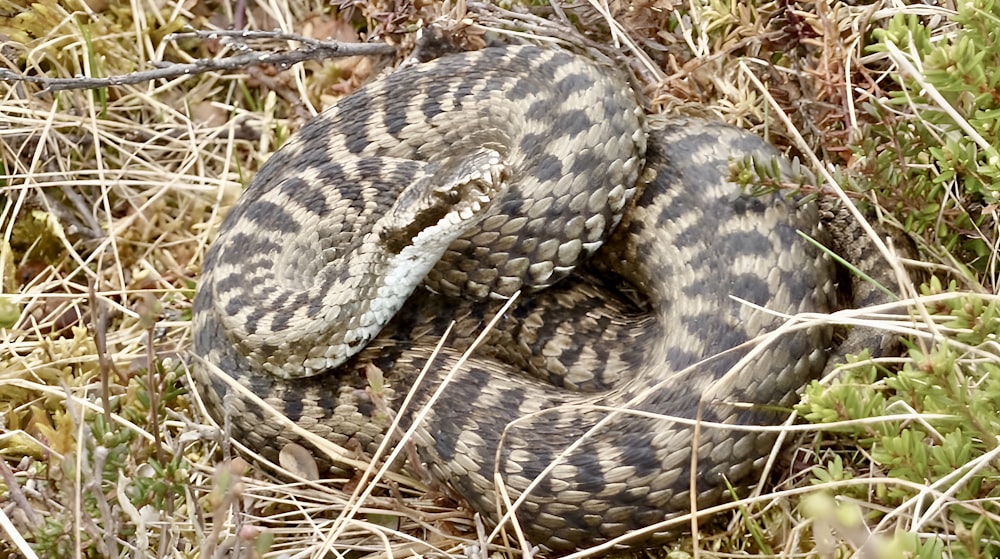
(138, 295, 164, 465)
(0, 31, 395, 94)
(0, 507, 39, 559)
(87, 281, 115, 425)
(0, 459, 39, 529)
(168, 29, 376, 48)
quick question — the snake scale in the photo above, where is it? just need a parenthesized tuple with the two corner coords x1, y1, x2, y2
(191, 45, 848, 551)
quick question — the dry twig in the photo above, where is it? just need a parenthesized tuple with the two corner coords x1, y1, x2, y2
(0, 30, 395, 93)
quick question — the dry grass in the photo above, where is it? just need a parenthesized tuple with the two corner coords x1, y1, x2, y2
(0, 0, 997, 558)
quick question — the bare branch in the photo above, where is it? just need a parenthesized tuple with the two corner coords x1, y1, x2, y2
(0, 31, 395, 94)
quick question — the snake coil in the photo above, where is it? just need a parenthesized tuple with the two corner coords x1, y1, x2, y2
(192, 45, 841, 551)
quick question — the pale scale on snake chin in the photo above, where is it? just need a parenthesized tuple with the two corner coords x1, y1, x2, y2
(190, 44, 884, 552)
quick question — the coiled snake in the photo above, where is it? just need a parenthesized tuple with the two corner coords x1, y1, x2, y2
(191, 45, 847, 551)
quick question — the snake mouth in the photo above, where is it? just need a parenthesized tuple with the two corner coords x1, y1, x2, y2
(379, 147, 507, 255)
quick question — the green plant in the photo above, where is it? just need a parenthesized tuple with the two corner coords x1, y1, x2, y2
(856, 0, 1000, 275)
(800, 278, 1000, 557)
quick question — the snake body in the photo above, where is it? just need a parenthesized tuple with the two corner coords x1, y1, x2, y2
(192, 45, 839, 551)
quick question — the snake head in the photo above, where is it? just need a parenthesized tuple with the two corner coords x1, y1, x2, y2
(378, 148, 508, 254)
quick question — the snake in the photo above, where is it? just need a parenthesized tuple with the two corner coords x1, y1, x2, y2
(190, 44, 847, 551)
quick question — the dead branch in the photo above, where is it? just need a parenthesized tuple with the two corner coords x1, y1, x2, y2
(0, 30, 395, 94)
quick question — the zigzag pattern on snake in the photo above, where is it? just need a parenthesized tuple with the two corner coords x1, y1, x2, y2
(191, 45, 846, 551)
